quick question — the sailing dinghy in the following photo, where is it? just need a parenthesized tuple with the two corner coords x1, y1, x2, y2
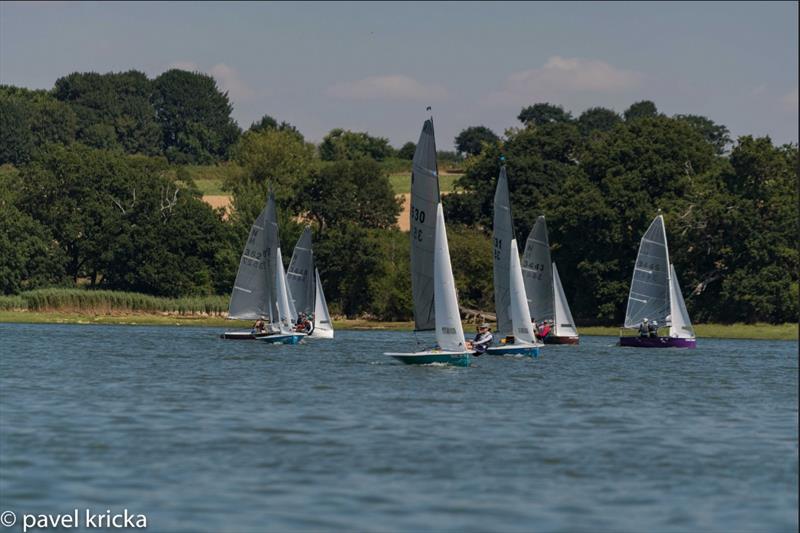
(286, 227, 334, 339)
(487, 166, 541, 357)
(221, 192, 304, 344)
(486, 237, 542, 356)
(384, 117, 470, 367)
(619, 215, 696, 348)
(522, 216, 579, 344)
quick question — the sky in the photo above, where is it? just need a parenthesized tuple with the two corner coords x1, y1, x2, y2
(1, 1, 797, 149)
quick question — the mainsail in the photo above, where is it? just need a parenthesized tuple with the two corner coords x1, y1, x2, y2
(508, 238, 536, 344)
(668, 264, 695, 338)
(624, 215, 670, 328)
(493, 166, 514, 336)
(287, 227, 315, 315)
(522, 215, 554, 323)
(313, 268, 334, 337)
(433, 203, 466, 352)
(552, 263, 578, 337)
(228, 194, 277, 321)
(410, 118, 440, 331)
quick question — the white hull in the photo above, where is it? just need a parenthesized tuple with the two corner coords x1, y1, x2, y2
(309, 328, 334, 339)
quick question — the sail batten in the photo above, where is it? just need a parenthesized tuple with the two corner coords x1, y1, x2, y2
(410, 119, 439, 331)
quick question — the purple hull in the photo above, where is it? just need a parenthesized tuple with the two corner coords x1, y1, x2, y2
(619, 336, 696, 349)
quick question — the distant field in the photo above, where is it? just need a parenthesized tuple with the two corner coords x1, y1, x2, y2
(169, 163, 243, 195)
(389, 172, 462, 194)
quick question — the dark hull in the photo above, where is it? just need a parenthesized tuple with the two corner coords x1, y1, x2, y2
(220, 331, 271, 340)
(619, 336, 696, 349)
(542, 336, 579, 345)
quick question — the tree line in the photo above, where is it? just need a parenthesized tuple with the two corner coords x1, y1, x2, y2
(0, 70, 796, 324)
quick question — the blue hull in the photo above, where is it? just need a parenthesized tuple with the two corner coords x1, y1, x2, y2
(486, 345, 539, 357)
(258, 333, 305, 345)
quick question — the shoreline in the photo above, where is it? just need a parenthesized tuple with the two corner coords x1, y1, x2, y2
(0, 311, 795, 341)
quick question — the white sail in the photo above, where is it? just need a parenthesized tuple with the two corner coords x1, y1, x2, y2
(508, 238, 536, 344)
(552, 263, 578, 338)
(433, 203, 466, 352)
(624, 215, 670, 328)
(312, 268, 334, 338)
(668, 264, 695, 338)
(275, 247, 295, 332)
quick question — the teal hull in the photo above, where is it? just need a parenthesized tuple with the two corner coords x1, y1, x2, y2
(386, 352, 471, 367)
(258, 333, 305, 345)
(486, 345, 540, 357)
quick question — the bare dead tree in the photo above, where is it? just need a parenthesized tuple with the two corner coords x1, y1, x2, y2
(160, 186, 179, 220)
(110, 188, 136, 214)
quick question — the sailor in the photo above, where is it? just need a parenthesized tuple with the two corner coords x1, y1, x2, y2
(466, 323, 493, 355)
(649, 320, 659, 337)
(539, 320, 552, 339)
(639, 318, 649, 337)
(252, 318, 267, 334)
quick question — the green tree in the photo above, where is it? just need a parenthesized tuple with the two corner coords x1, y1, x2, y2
(577, 107, 621, 136)
(623, 100, 658, 121)
(454, 126, 499, 156)
(398, 141, 416, 160)
(227, 128, 317, 233)
(52, 71, 161, 155)
(0, 96, 35, 165)
(517, 103, 573, 127)
(152, 69, 241, 163)
(298, 159, 401, 235)
(249, 114, 304, 141)
(318, 128, 394, 161)
(674, 114, 732, 155)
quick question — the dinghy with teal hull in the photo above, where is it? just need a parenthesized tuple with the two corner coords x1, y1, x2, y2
(385, 119, 470, 367)
(259, 332, 307, 345)
(223, 194, 280, 339)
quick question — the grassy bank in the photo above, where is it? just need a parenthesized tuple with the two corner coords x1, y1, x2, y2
(0, 310, 795, 340)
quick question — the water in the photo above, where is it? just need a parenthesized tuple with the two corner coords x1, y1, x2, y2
(1, 323, 797, 532)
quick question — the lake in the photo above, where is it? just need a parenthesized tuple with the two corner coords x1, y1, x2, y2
(0, 323, 797, 532)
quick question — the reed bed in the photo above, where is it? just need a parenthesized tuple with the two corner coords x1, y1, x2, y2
(10, 289, 229, 316)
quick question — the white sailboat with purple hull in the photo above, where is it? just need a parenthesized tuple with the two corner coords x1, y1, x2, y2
(619, 215, 696, 349)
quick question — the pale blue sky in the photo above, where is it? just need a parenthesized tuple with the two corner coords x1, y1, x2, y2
(1, 1, 797, 148)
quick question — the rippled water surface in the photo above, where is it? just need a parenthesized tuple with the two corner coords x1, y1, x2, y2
(1, 324, 797, 532)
